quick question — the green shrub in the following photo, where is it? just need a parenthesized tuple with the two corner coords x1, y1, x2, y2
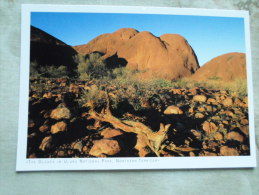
(77, 53, 108, 80)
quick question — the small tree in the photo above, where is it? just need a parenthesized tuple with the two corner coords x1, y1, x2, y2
(77, 52, 108, 80)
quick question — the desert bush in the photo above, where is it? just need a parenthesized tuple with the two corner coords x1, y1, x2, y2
(77, 52, 108, 80)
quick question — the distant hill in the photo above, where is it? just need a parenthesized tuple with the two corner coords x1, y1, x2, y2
(30, 26, 78, 75)
(191, 52, 246, 82)
(74, 28, 200, 80)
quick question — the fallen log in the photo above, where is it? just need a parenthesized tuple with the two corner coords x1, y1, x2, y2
(85, 92, 171, 157)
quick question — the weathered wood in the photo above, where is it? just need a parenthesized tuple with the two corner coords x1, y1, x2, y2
(86, 93, 171, 156)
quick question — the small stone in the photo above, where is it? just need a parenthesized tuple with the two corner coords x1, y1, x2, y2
(189, 152, 196, 157)
(72, 141, 83, 152)
(207, 98, 216, 104)
(50, 107, 71, 120)
(89, 139, 121, 157)
(39, 136, 53, 151)
(28, 153, 37, 158)
(226, 131, 244, 143)
(240, 119, 249, 125)
(220, 146, 239, 156)
(239, 125, 249, 136)
(101, 128, 123, 139)
(171, 88, 182, 95)
(191, 129, 202, 140)
(222, 98, 233, 107)
(188, 107, 194, 113)
(195, 113, 205, 119)
(243, 96, 248, 106)
(199, 151, 217, 156)
(193, 95, 207, 102)
(198, 106, 206, 112)
(28, 119, 35, 128)
(51, 121, 67, 134)
(242, 145, 249, 151)
(164, 105, 183, 115)
(206, 105, 213, 112)
(214, 132, 223, 140)
(57, 151, 66, 157)
(189, 88, 198, 95)
(202, 121, 218, 134)
(39, 125, 50, 133)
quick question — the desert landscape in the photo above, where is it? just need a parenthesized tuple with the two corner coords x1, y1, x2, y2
(27, 26, 250, 158)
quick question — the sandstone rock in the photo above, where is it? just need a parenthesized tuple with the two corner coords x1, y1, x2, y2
(243, 96, 248, 106)
(199, 151, 217, 156)
(89, 139, 121, 157)
(193, 95, 207, 102)
(207, 98, 216, 104)
(188, 107, 194, 113)
(72, 141, 83, 152)
(189, 152, 196, 157)
(226, 131, 244, 143)
(171, 88, 182, 95)
(192, 52, 246, 82)
(240, 119, 249, 125)
(101, 128, 123, 139)
(220, 146, 239, 156)
(28, 153, 37, 158)
(39, 124, 50, 133)
(39, 136, 53, 151)
(214, 132, 224, 141)
(51, 121, 67, 134)
(43, 92, 52, 99)
(222, 98, 233, 107)
(241, 145, 249, 151)
(239, 125, 249, 136)
(164, 105, 183, 115)
(74, 28, 199, 80)
(190, 129, 202, 140)
(50, 107, 71, 120)
(28, 119, 35, 128)
(202, 121, 218, 134)
(57, 151, 66, 157)
(206, 105, 213, 112)
(195, 113, 205, 119)
(189, 88, 198, 95)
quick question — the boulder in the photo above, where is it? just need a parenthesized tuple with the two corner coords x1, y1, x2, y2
(89, 139, 121, 157)
(223, 98, 233, 107)
(50, 107, 71, 120)
(164, 105, 183, 115)
(226, 131, 244, 143)
(193, 95, 207, 102)
(220, 146, 239, 156)
(50, 121, 67, 134)
(73, 28, 200, 80)
(202, 121, 218, 134)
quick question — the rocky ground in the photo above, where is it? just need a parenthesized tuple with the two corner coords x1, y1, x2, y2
(27, 77, 250, 158)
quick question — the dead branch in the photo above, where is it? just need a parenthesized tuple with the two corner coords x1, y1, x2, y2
(86, 92, 171, 157)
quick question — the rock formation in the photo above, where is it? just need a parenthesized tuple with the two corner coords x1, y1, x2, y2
(74, 28, 200, 80)
(30, 26, 78, 75)
(192, 52, 246, 81)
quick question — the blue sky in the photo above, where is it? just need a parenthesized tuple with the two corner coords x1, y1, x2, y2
(31, 12, 246, 66)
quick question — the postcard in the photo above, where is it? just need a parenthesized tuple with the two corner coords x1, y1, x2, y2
(17, 4, 256, 171)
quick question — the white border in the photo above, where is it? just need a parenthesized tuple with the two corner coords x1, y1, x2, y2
(17, 4, 256, 171)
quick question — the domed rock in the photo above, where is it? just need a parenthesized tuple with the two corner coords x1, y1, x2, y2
(192, 52, 246, 82)
(74, 28, 199, 80)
